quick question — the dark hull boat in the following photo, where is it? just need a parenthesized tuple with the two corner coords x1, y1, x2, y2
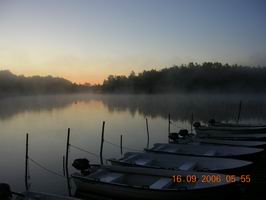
(145, 143, 264, 161)
(72, 165, 240, 200)
(108, 152, 253, 174)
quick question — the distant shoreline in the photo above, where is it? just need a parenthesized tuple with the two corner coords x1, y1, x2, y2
(1, 62, 266, 95)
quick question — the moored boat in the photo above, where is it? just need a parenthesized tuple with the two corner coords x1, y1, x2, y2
(196, 131, 266, 141)
(169, 130, 266, 147)
(194, 122, 266, 134)
(145, 143, 264, 160)
(208, 119, 266, 128)
(108, 152, 253, 174)
(192, 138, 266, 148)
(71, 164, 240, 200)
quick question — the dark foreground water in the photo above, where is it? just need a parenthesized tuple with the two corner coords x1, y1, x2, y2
(0, 93, 266, 198)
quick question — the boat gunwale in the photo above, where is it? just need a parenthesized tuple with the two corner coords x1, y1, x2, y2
(71, 171, 236, 192)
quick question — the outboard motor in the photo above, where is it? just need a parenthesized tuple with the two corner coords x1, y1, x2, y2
(193, 122, 201, 128)
(72, 158, 91, 175)
(208, 119, 216, 125)
(179, 129, 189, 137)
(0, 183, 12, 200)
(168, 132, 179, 142)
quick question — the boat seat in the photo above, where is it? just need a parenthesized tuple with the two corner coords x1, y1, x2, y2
(150, 178, 172, 189)
(165, 147, 178, 153)
(178, 161, 197, 171)
(134, 158, 153, 166)
(122, 154, 139, 162)
(100, 173, 124, 183)
(153, 145, 164, 151)
(203, 150, 217, 156)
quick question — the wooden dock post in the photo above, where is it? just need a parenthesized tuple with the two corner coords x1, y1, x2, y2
(65, 128, 71, 196)
(146, 118, 150, 149)
(168, 114, 171, 135)
(100, 121, 105, 165)
(25, 133, 29, 191)
(237, 101, 242, 124)
(120, 134, 123, 155)
(190, 113, 194, 134)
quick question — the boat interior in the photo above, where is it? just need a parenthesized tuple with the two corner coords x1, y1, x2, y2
(119, 153, 199, 171)
(150, 143, 263, 156)
(152, 145, 219, 156)
(87, 168, 196, 190)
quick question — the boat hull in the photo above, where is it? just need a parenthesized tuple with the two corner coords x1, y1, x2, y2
(195, 127, 266, 135)
(145, 143, 264, 162)
(196, 131, 266, 141)
(173, 137, 266, 148)
(73, 176, 239, 200)
(145, 148, 263, 162)
(109, 159, 254, 176)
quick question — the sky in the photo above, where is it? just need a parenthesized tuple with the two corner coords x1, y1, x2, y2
(0, 0, 265, 84)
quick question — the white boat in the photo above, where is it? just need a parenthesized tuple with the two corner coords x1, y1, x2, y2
(208, 119, 266, 128)
(72, 164, 240, 200)
(194, 122, 266, 134)
(108, 152, 252, 174)
(196, 131, 266, 141)
(145, 143, 264, 160)
(169, 131, 266, 147)
(193, 138, 266, 147)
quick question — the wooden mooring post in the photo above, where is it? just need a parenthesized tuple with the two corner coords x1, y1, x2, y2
(100, 121, 105, 165)
(190, 113, 194, 134)
(65, 128, 71, 196)
(120, 134, 123, 155)
(168, 114, 171, 135)
(25, 133, 29, 191)
(146, 118, 150, 149)
(237, 101, 242, 124)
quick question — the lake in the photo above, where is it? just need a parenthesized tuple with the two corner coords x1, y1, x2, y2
(1, 93, 266, 196)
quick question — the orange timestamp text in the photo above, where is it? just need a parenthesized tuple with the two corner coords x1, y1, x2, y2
(172, 175, 251, 184)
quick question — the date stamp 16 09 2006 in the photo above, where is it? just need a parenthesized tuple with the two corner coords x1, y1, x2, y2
(172, 175, 251, 184)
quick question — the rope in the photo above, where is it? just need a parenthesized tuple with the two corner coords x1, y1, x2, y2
(29, 157, 65, 178)
(70, 144, 107, 160)
(104, 139, 143, 152)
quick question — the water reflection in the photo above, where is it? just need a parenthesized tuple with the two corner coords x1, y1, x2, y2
(1, 93, 266, 196)
(1, 94, 266, 122)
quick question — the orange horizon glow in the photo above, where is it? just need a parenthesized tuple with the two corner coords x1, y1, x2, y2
(67, 76, 105, 85)
(0, 67, 131, 85)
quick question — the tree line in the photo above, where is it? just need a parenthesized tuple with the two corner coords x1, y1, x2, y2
(1, 62, 266, 95)
(0, 70, 91, 95)
(101, 62, 266, 93)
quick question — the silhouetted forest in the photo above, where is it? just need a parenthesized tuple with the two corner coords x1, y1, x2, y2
(0, 70, 92, 95)
(1, 62, 266, 95)
(102, 62, 266, 93)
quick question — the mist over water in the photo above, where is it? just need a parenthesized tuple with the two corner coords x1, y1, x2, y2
(1, 93, 266, 121)
(1, 93, 266, 195)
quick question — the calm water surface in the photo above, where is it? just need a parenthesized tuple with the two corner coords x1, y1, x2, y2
(1, 93, 266, 196)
